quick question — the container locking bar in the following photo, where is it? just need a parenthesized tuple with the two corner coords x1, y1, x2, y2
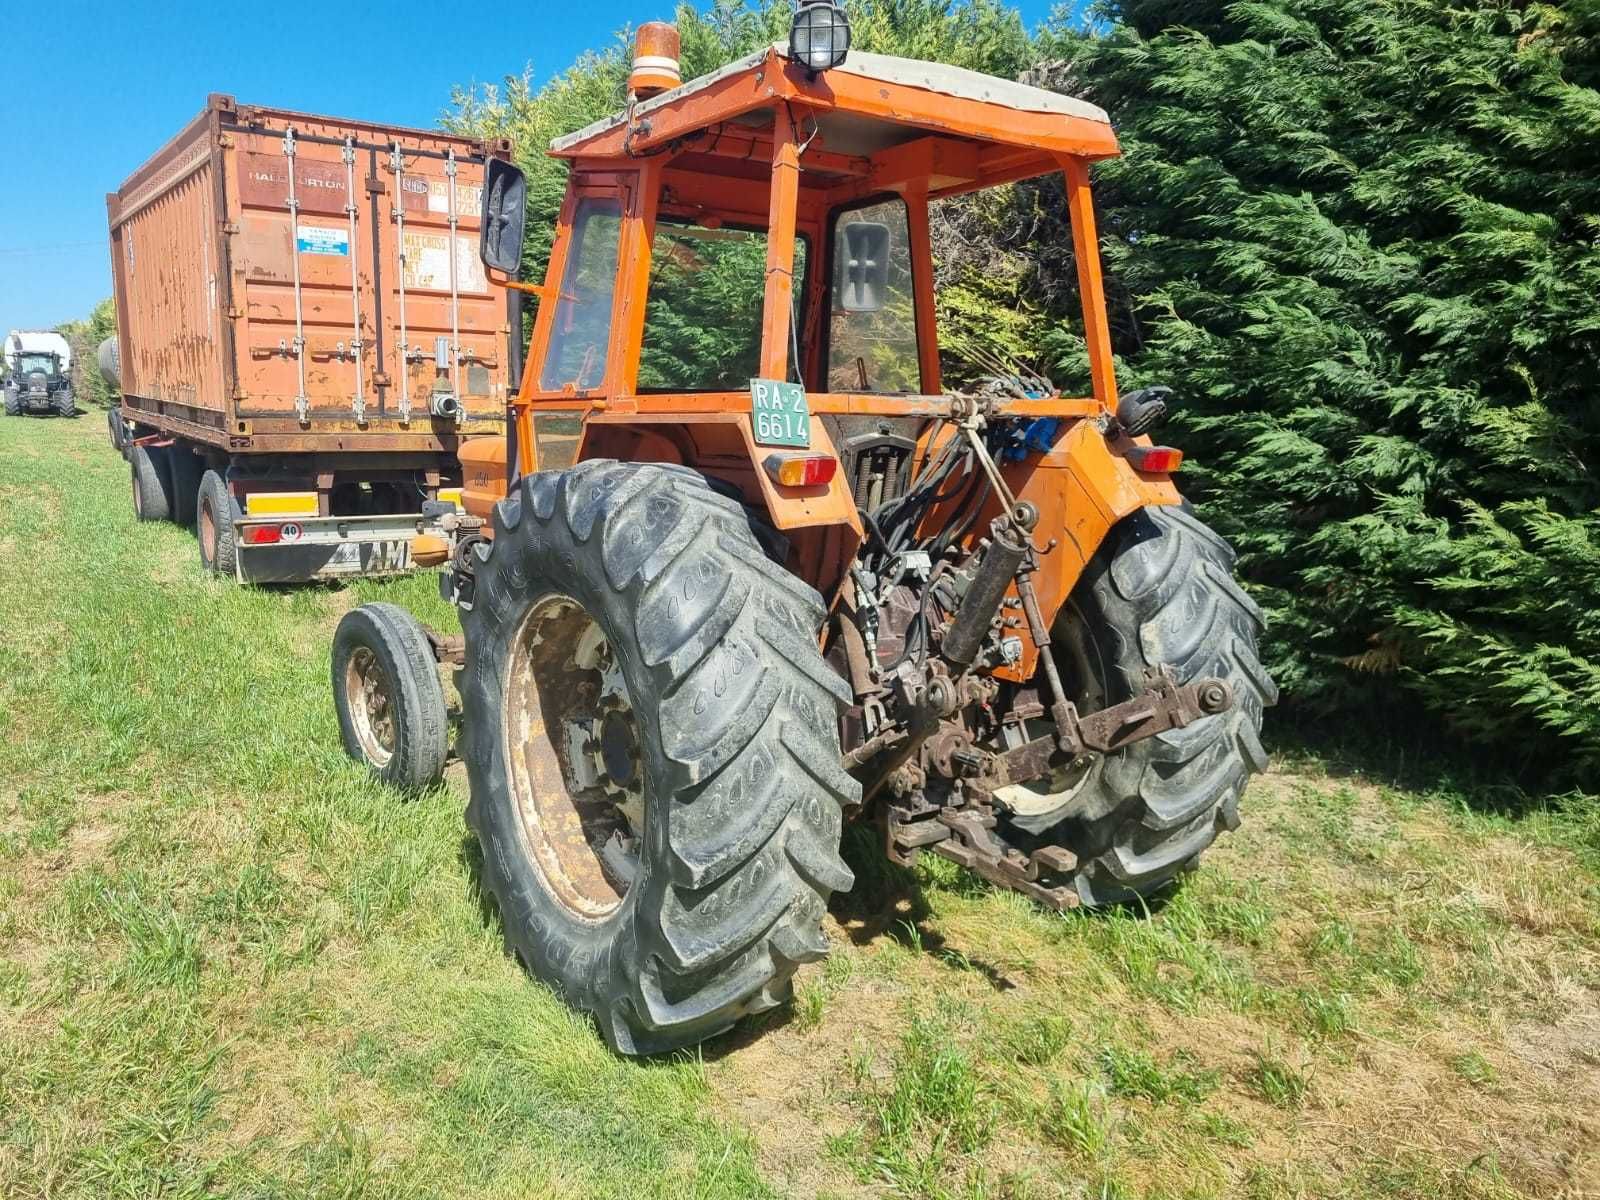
(282, 128, 309, 425)
(445, 148, 463, 423)
(390, 143, 412, 425)
(342, 136, 368, 426)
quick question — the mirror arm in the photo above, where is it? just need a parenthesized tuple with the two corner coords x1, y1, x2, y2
(487, 267, 552, 302)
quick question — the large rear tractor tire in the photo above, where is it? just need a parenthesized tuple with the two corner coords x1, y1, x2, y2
(130, 444, 172, 523)
(332, 603, 449, 792)
(1001, 505, 1276, 906)
(460, 461, 858, 1054)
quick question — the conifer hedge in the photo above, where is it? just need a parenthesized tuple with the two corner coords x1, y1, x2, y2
(1045, 0, 1600, 774)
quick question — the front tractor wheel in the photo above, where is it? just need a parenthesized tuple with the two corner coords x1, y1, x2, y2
(332, 603, 449, 792)
(1000, 505, 1277, 906)
(460, 461, 858, 1055)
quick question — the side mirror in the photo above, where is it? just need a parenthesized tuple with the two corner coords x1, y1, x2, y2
(836, 220, 891, 312)
(479, 158, 527, 278)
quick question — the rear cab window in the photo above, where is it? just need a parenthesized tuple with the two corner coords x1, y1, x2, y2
(827, 197, 920, 394)
(638, 219, 807, 392)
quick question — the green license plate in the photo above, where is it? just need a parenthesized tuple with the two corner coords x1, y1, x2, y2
(750, 379, 811, 448)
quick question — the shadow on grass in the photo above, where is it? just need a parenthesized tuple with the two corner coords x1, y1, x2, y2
(1267, 698, 1595, 813)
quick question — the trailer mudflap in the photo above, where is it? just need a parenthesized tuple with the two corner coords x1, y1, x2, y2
(233, 512, 447, 583)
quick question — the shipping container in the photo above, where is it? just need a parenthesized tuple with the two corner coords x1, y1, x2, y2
(106, 93, 514, 581)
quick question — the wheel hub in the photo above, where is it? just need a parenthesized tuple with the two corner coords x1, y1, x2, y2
(345, 646, 396, 767)
(504, 594, 645, 922)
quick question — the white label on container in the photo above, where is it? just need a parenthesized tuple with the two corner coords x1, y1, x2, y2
(402, 230, 487, 293)
(428, 180, 482, 216)
(297, 226, 349, 256)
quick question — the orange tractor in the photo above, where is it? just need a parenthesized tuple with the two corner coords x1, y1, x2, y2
(330, 10, 1274, 1054)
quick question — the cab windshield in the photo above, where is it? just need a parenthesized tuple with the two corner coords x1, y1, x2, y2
(15, 354, 58, 375)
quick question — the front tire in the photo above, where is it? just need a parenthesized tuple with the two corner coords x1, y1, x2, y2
(332, 604, 449, 791)
(196, 470, 240, 576)
(53, 391, 76, 418)
(131, 444, 172, 523)
(1003, 505, 1276, 905)
(460, 461, 857, 1055)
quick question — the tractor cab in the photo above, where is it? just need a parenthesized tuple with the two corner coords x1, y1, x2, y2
(474, 14, 1145, 600)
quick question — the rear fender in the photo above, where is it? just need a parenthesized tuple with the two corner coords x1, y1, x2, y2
(999, 419, 1181, 681)
(579, 413, 863, 596)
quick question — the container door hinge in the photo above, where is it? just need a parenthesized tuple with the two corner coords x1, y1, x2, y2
(221, 221, 240, 236)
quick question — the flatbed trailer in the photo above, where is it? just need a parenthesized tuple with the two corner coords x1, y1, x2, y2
(105, 94, 515, 581)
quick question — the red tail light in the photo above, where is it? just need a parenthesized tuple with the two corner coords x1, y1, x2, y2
(241, 524, 281, 545)
(1126, 445, 1184, 473)
(763, 453, 838, 488)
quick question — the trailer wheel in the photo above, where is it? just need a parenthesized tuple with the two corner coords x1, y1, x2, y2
(196, 470, 239, 577)
(332, 603, 448, 791)
(107, 409, 126, 455)
(131, 445, 172, 523)
(168, 447, 202, 527)
(1001, 505, 1277, 905)
(459, 462, 858, 1055)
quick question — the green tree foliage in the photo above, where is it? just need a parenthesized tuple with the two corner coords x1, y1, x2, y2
(443, 0, 1035, 310)
(56, 297, 118, 409)
(1039, 0, 1600, 772)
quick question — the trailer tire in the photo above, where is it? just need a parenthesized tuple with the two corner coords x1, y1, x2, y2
(196, 470, 239, 577)
(131, 445, 172, 523)
(1003, 505, 1276, 906)
(459, 461, 858, 1055)
(107, 408, 126, 455)
(332, 604, 449, 791)
(169, 446, 202, 527)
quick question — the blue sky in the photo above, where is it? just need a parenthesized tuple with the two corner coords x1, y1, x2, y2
(1, 1, 1065, 337)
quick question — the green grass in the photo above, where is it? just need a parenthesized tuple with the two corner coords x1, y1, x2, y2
(2, 417, 1599, 1199)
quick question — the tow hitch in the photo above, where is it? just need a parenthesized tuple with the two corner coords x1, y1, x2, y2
(885, 669, 1235, 910)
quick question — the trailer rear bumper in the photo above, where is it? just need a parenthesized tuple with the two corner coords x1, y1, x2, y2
(233, 512, 449, 584)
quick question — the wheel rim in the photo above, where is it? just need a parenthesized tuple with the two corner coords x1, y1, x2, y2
(199, 496, 216, 564)
(504, 593, 644, 923)
(345, 646, 397, 768)
(994, 602, 1107, 821)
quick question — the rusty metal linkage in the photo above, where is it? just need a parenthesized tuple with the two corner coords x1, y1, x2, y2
(985, 668, 1233, 792)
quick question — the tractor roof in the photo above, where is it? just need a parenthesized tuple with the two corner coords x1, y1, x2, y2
(550, 45, 1117, 199)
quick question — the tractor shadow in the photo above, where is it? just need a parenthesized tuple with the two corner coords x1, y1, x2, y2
(454, 823, 1176, 1062)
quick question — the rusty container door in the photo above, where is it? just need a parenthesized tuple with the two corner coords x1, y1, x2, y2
(109, 115, 230, 427)
(379, 144, 504, 424)
(227, 116, 504, 425)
